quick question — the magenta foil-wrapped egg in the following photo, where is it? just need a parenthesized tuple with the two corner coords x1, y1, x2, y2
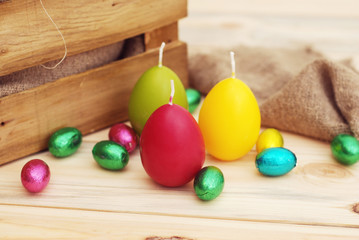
(21, 159, 51, 193)
(109, 123, 138, 153)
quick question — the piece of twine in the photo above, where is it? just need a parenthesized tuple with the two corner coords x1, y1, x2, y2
(39, 0, 67, 69)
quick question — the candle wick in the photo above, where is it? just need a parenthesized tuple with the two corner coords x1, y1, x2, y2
(158, 42, 166, 67)
(230, 51, 235, 78)
(169, 79, 175, 105)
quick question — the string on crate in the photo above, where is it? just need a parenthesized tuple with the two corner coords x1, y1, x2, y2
(39, 0, 67, 69)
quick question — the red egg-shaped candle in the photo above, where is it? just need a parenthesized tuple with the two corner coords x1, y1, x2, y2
(140, 81, 205, 187)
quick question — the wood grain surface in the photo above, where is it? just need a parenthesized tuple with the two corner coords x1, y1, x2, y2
(1, 117, 359, 239)
(0, 0, 187, 76)
(145, 22, 179, 50)
(1, 0, 359, 239)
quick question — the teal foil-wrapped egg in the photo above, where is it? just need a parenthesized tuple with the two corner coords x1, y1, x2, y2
(186, 88, 201, 113)
(255, 147, 297, 177)
(92, 141, 129, 170)
(331, 134, 359, 165)
(48, 127, 82, 157)
(194, 166, 224, 201)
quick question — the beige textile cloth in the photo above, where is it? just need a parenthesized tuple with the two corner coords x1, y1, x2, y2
(0, 42, 124, 98)
(0, 35, 144, 98)
(189, 46, 359, 141)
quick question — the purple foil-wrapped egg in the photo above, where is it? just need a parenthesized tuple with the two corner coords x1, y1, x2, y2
(109, 123, 138, 153)
(21, 159, 51, 193)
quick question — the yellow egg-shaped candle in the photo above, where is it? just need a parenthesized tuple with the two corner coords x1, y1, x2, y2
(199, 52, 261, 161)
(256, 128, 284, 153)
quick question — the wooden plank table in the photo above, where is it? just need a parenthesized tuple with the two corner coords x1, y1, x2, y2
(1, 0, 359, 239)
(1, 110, 359, 239)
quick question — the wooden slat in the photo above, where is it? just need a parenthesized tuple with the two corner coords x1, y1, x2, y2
(144, 22, 179, 50)
(0, 41, 188, 165)
(0, 0, 187, 76)
(1, 204, 359, 239)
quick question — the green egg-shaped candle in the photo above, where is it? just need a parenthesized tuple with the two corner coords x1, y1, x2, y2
(92, 141, 129, 170)
(331, 134, 359, 165)
(129, 42, 188, 135)
(48, 127, 82, 157)
(186, 88, 201, 113)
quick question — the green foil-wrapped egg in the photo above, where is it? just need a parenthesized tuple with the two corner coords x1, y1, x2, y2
(331, 134, 359, 165)
(92, 140, 129, 170)
(186, 88, 201, 113)
(194, 166, 224, 201)
(48, 127, 82, 157)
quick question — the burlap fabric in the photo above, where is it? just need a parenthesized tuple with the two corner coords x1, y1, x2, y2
(189, 46, 359, 141)
(0, 42, 124, 98)
(0, 35, 145, 98)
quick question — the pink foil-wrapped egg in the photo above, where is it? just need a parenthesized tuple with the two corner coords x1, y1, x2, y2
(21, 159, 51, 193)
(109, 123, 138, 153)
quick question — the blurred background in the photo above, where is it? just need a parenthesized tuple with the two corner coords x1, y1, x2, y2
(180, 0, 359, 69)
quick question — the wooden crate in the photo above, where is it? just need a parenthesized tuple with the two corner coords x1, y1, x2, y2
(0, 0, 188, 165)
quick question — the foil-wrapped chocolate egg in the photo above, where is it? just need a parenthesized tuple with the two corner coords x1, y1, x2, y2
(255, 147, 297, 177)
(109, 123, 138, 153)
(48, 127, 82, 157)
(92, 140, 129, 170)
(256, 128, 283, 153)
(21, 159, 50, 193)
(194, 166, 224, 201)
(186, 88, 201, 113)
(331, 134, 359, 165)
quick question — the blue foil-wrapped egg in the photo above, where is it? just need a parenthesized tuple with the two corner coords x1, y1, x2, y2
(255, 147, 297, 177)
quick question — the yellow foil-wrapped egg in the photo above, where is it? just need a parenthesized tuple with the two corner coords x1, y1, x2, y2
(256, 128, 284, 153)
